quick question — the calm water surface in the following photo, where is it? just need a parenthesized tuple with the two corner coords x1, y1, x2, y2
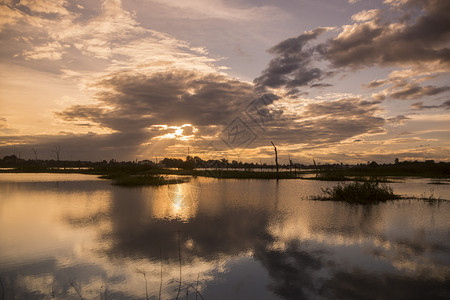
(0, 174, 449, 299)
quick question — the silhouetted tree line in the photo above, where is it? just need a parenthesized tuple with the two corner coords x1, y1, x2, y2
(0, 155, 154, 172)
(347, 159, 450, 177)
(161, 156, 301, 170)
(1, 155, 449, 176)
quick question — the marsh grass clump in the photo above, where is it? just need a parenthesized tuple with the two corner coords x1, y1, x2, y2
(315, 180, 401, 204)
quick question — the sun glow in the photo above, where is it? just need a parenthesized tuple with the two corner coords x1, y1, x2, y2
(153, 124, 198, 141)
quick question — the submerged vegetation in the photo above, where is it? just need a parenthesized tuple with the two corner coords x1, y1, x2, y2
(313, 180, 401, 204)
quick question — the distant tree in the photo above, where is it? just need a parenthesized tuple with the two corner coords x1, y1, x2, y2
(160, 158, 183, 168)
(369, 161, 378, 167)
(181, 156, 196, 170)
(52, 145, 61, 161)
(31, 148, 38, 160)
(220, 158, 228, 166)
(3, 155, 18, 162)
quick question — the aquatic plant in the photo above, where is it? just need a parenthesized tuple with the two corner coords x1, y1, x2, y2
(314, 180, 401, 204)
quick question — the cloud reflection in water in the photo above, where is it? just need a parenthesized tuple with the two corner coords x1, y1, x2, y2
(0, 176, 449, 299)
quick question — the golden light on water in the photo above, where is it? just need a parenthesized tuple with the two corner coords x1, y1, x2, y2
(152, 182, 201, 221)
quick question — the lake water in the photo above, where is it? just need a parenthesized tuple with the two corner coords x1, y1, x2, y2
(0, 173, 449, 299)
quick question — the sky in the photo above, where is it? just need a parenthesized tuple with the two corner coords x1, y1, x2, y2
(0, 0, 449, 164)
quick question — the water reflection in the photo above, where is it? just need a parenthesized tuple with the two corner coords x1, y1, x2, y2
(152, 183, 201, 221)
(0, 175, 449, 299)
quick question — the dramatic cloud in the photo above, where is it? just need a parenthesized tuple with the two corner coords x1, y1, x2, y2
(255, 0, 450, 97)
(57, 69, 256, 129)
(253, 27, 330, 92)
(323, 0, 450, 68)
(54, 69, 386, 159)
(226, 97, 387, 152)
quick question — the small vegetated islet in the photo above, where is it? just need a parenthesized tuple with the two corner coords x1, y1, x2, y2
(100, 172, 186, 186)
(314, 180, 401, 204)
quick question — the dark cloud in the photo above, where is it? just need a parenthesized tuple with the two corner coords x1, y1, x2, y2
(241, 98, 385, 149)
(323, 0, 450, 68)
(387, 114, 411, 125)
(302, 98, 381, 117)
(411, 100, 450, 110)
(253, 27, 329, 92)
(390, 84, 450, 100)
(255, 0, 450, 95)
(310, 83, 333, 88)
(58, 70, 255, 129)
(319, 22, 384, 68)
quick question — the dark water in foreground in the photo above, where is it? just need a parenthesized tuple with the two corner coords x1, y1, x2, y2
(0, 174, 449, 300)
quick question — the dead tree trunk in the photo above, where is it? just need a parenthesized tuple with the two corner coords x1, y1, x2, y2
(52, 145, 61, 162)
(31, 148, 38, 160)
(271, 141, 279, 179)
(313, 158, 318, 177)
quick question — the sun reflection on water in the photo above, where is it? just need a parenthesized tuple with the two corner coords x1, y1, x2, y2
(152, 182, 201, 222)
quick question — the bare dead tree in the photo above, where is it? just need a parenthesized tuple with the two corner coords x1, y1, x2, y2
(313, 158, 318, 177)
(271, 141, 279, 179)
(52, 145, 61, 161)
(31, 148, 38, 160)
